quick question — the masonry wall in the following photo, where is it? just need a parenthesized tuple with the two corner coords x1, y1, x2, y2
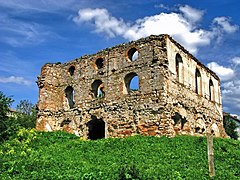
(165, 37, 225, 136)
(36, 35, 226, 139)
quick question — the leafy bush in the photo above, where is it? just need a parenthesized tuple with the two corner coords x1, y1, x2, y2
(0, 128, 37, 176)
(0, 91, 37, 143)
(118, 164, 141, 180)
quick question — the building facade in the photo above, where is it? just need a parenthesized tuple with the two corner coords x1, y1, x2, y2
(36, 35, 226, 139)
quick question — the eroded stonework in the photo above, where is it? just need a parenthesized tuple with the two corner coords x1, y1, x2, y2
(36, 34, 227, 139)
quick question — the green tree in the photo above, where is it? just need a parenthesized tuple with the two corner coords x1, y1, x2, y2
(0, 91, 15, 142)
(0, 93, 37, 142)
(223, 114, 239, 140)
(16, 100, 34, 115)
(16, 100, 37, 129)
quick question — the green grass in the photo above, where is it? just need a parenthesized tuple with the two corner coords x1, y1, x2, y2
(0, 129, 239, 179)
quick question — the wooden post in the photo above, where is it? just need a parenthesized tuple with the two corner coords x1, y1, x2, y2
(207, 133, 215, 177)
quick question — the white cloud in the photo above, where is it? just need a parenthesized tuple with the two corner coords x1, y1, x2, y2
(73, 6, 238, 54)
(207, 62, 235, 81)
(0, 76, 32, 86)
(0, 0, 82, 12)
(73, 8, 128, 38)
(154, 4, 171, 11)
(0, 1, 69, 47)
(232, 57, 240, 65)
(219, 57, 240, 116)
(179, 5, 204, 23)
(222, 79, 240, 110)
(213, 17, 239, 33)
(0, 15, 59, 47)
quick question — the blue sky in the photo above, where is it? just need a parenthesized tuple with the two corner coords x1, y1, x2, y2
(0, 0, 240, 117)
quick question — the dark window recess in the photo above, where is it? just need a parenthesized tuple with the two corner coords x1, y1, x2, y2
(195, 69, 201, 94)
(87, 115, 105, 140)
(195, 127, 201, 133)
(96, 58, 104, 69)
(209, 79, 214, 101)
(152, 58, 158, 64)
(172, 112, 187, 129)
(175, 53, 183, 80)
(68, 66, 75, 76)
(60, 119, 71, 127)
(65, 86, 75, 109)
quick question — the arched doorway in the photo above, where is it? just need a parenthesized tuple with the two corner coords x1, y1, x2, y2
(87, 115, 105, 140)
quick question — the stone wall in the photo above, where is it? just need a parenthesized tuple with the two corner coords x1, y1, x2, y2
(36, 34, 227, 139)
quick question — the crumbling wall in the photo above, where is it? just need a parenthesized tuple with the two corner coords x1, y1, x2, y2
(166, 37, 225, 136)
(36, 35, 227, 139)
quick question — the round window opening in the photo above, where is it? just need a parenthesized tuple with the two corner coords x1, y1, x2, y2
(127, 48, 139, 61)
(96, 58, 104, 69)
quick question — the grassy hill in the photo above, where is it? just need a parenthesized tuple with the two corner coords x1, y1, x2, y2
(0, 129, 239, 179)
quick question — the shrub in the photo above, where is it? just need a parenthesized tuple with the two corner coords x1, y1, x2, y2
(118, 164, 141, 180)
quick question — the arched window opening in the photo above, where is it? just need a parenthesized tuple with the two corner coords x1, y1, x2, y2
(124, 72, 139, 94)
(127, 48, 139, 61)
(91, 80, 105, 98)
(175, 53, 183, 82)
(209, 79, 214, 101)
(87, 115, 105, 140)
(68, 66, 75, 76)
(65, 86, 75, 109)
(130, 76, 139, 90)
(195, 68, 202, 95)
(95, 58, 104, 69)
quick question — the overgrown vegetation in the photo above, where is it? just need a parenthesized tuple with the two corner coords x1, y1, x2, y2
(0, 130, 239, 179)
(0, 91, 239, 179)
(15, 100, 37, 129)
(223, 114, 239, 140)
(0, 91, 15, 142)
(0, 91, 36, 142)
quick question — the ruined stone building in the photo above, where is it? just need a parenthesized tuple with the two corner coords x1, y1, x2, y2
(36, 34, 226, 139)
